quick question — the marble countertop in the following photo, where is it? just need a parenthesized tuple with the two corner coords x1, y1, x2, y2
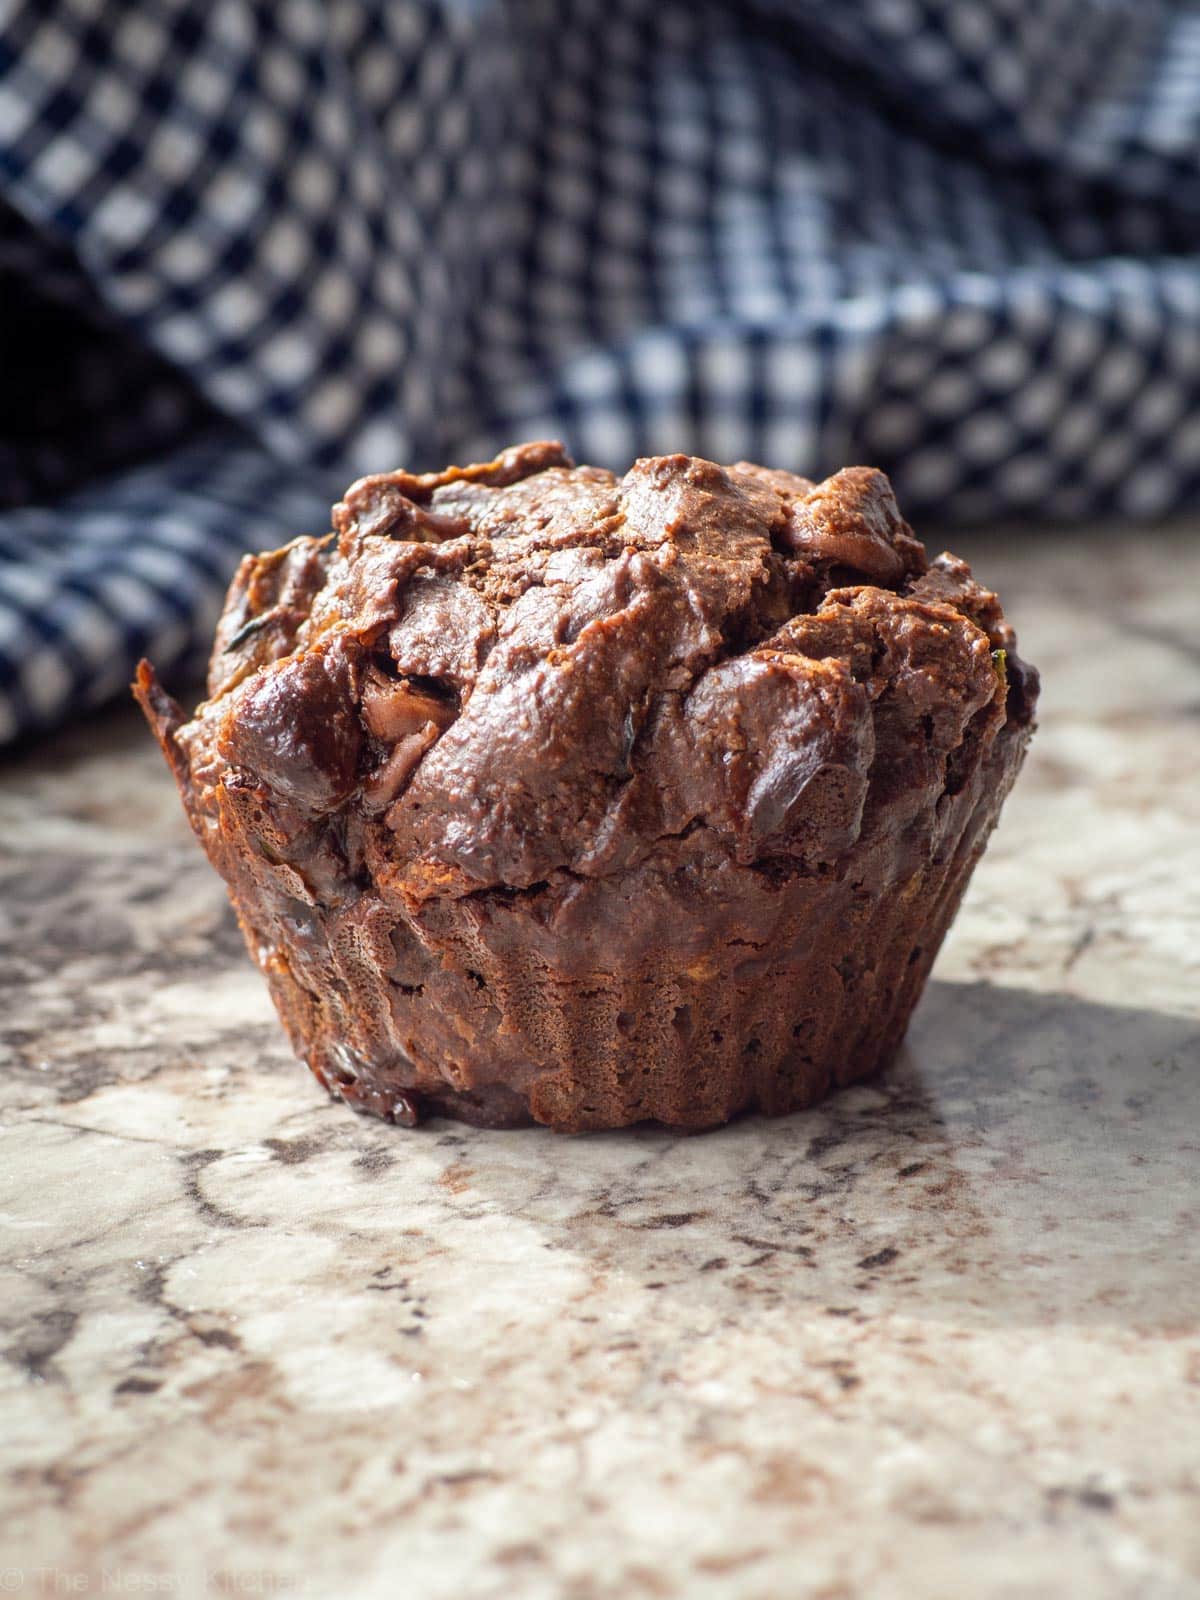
(1, 521, 1198, 1600)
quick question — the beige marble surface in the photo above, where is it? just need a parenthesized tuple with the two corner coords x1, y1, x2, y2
(1, 521, 1198, 1600)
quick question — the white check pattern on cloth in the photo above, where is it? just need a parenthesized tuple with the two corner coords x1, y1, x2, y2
(1, 0, 1199, 741)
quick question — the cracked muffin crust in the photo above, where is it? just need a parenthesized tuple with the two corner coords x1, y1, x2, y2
(136, 442, 1038, 1131)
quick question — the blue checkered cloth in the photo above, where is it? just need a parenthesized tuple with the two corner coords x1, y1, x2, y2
(2, 0, 1199, 743)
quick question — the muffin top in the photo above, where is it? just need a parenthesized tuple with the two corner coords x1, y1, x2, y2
(185, 442, 1034, 901)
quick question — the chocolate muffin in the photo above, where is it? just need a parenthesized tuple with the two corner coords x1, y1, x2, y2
(136, 443, 1037, 1132)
